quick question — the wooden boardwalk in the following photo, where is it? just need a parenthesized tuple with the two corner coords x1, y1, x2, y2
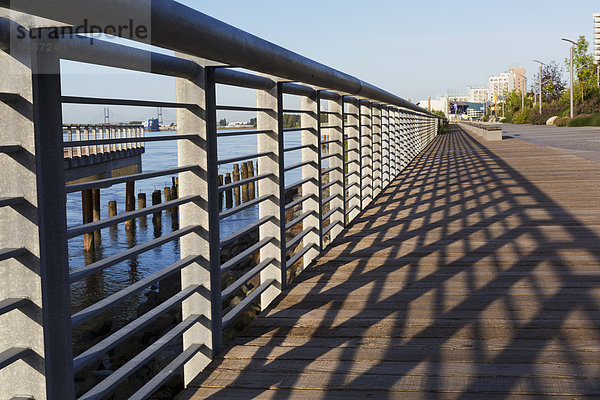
(179, 126, 600, 399)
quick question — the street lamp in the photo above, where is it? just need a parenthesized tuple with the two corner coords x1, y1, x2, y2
(532, 59, 545, 113)
(562, 38, 576, 118)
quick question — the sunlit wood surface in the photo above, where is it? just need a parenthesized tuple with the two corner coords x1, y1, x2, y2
(179, 125, 600, 399)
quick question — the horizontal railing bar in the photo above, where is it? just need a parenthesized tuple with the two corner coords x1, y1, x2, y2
(220, 216, 273, 248)
(319, 125, 340, 129)
(283, 127, 313, 133)
(345, 204, 359, 215)
(322, 219, 344, 236)
(66, 165, 198, 193)
(344, 124, 359, 129)
(217, 151, 272, 165)
(0, 92, 20, 102)
(63, 135, 193, 147)
(217, 129, 273, 137)
(321, 139, 342, 145)
(0, 247, 25, 262)
(285, 177, 317, 192)
(79, 313, 208, 400)
(0, 196, 24, 208)
(322, 193, 342, 206)
(219, 173, 272, 193)
(284, 144, 315, 152)
(216, 105, 271, 112)
(320, 90, 341, 101)
(0, 145, 22, 153)
(281, 82, 315, 97)
(285, 210, 316, 231)
(71, 255, 200, 328)
(222, 279, 274, 328)
(220, 237, 272, 273)
(282, 108, 313, 114)
(215, 68, 274, 90)
(67, 195, 198, 239)
(285, 193, 316, 211)
(320, 153, 338, 161)
(286, 243, 316, 270)
(284, 160, 316, 173)
(69, 225, 199, 283)
(346, 181, 360, 190)
(319, 111, 340, 115)
(344, 160, 360, 166)
(286, 226, 316, 250)
(219, 194, 272, 220)
(61, 96, 198, 110)
(0, 347, 31, 371)
(321, 166, 343, 175)
(321, 180, 337, 191)
(344, 112, 358, 117)
(0, 297, 29, 317)
(128, 343, 210, 400)
(221, 258, 274, 302)
(73, 284, 205, 372)
(322, 206, 342, 221)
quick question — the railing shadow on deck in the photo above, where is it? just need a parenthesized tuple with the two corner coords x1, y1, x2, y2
(189, 126, 600, 398)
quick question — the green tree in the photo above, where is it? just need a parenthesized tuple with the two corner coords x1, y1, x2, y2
(219, 118, 227, 127)
(531, 60, 566, 103)
(564, 35, 597, 102)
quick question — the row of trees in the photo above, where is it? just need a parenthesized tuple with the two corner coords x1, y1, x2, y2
(503, 36, 600, 126)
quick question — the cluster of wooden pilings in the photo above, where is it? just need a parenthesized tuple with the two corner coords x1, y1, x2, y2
(218, 160, 257, 210)
(82, 177, 179, 251)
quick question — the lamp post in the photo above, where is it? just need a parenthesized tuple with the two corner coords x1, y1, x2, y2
(532, 59, 545, 113)
(562, 38, 576, 118)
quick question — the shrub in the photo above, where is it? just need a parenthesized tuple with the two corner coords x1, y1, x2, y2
(554, 117, 570, 127)
(512, 109, 530, 124)
(568, 113, 600, 127)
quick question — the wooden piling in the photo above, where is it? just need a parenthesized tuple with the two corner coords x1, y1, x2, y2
(241, 162, 249, 203)
(225, 173, 233, 209)
(82, 189, 94, 251)
(233, 163, 241, 205)
(92, 188, 101, 245)
(164, 186, 172, 202)
(247, 160, 255, 200)
(218, 174, 224, 211)
(152, 189, 162, 223)
(126, 181, 135, 231)
(138, 192, 146, 209)
(108, 200, 117, 217)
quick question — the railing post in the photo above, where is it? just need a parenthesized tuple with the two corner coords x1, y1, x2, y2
(360, 101, 373, 207)
(390, 107, 398, 178)
(175, 55, 213, 384)
(372, 104, 382, 197)
(300, 91, 322, 266)
(381, 106, 390, 188)
(345, 99, 360, 223)
(325, 95, 344, 242)
(398, 109, 407, 171)
(257, 81, 286, 308)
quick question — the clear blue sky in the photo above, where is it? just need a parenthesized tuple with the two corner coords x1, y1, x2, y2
(61, 0, 599, 123)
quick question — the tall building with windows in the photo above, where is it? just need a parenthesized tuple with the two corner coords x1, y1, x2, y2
(510, 66, 527, 94)
(488, 72, 515, 100)
(468, 86, 490, 103)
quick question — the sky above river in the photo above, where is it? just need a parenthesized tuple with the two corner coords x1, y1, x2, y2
(60, 0, 598, 124)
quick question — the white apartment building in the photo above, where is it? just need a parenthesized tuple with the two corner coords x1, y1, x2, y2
(488, 72, 515, 100)
(467, 86, 490, 103)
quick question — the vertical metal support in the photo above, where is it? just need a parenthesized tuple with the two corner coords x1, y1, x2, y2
(345, 99, 360, 223)
(357, 102, 363, 212)
(175, 54, 212, 385)
(300, 91, 321, 267)
(381, 106, 390, 188)
(389, 108, 398, 178)
(204, 67, 222, 352)
(372, 104, 382, 197)
(31, 29, 74, 399)
(326, 96, 344, 243)
(398, 109, 407, 171)
(258, 81, 286, 309)
(360, 101, 373, 207)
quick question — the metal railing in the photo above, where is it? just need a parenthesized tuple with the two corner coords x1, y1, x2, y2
(0, 2, 443, 399)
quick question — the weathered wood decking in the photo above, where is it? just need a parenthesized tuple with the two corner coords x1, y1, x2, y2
(180, 126, 600, 399)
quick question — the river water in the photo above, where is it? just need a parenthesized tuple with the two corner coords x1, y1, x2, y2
(68, 129, 306, 323)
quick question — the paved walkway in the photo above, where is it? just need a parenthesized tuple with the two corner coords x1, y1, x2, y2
(503, 123, 600, 164)
(179, 125, 600, 399)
